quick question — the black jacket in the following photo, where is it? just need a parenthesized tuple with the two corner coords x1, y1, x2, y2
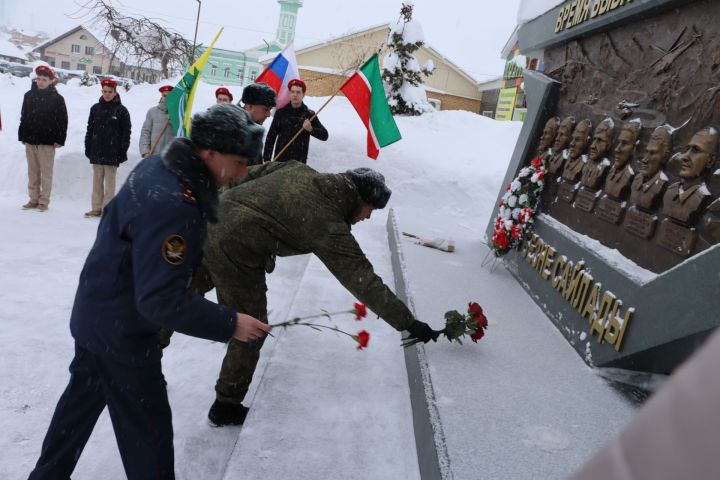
(85, 94, 132, 166)
(263, 102, 328, 163)
(18, 82, 68, 146)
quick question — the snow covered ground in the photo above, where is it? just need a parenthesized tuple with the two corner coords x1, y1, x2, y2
(0, 73, 639, 479)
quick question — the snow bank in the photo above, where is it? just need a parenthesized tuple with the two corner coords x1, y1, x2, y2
(517, 0, 564, 25)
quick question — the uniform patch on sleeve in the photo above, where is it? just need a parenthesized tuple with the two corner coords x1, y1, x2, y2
(161, 234, 187, 265)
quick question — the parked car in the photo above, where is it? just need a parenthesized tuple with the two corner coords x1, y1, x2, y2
(9, 64, 32, 77)
(0, 60, 11, 73)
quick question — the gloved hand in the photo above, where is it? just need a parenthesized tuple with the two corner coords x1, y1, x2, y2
(406, 320, 440, 344)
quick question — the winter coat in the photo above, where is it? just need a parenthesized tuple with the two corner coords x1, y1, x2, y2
(84, 94, 131, 166)
(262, 102, 328, 163)
(71, 138, 236, 366)
(18, 82, 68, 146)
(204, 160, 415, 332)
(139, 100, 175, 156)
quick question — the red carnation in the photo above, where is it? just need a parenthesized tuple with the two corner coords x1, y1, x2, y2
(354, 303, 367, 320)
(511, 224, 522, 239)
(492, 230, 509, 251)
(355, 330, 370, 350)
(468, 302, 483, 318)
(536, 170, 545, 181)
(531, 156, 542, 168)
(470, 327, 485, 343)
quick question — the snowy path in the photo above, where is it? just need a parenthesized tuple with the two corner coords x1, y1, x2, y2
(0, 196, 419, 479)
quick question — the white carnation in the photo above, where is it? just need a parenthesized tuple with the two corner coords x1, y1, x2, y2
(504, 219, 513, 230)
(512, 208, 521, 220)
(511, 180, 522, 192)
(519, 194, 529, 205)
(508, 195, 518, 207)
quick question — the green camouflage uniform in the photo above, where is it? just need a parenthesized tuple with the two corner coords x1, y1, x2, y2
(202, 160, 416, 405)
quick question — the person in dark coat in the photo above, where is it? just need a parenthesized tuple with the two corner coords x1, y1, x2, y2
(84, 79, 131, 217)
(27, 104, 270, 480)
(194, 161, 438, 426)
(18, 65, 68, 212)
(238, 82, 276, 165)
(262, 78, 328, 164)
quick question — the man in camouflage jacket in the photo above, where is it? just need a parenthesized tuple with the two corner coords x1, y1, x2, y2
(199, 160, 437, 426)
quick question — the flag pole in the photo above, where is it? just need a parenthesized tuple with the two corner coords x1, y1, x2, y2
(270, 74, 356, 163)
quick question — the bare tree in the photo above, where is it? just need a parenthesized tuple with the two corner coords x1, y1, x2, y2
(76, 0, 192, 79)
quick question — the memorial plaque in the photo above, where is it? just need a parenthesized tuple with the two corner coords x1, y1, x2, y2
(657, 219, 697, 257)
(624, 207, 657, 239)
(575, 188, 598, 212)
(596, 196, 625, 224)
(558, 180, 577, 203)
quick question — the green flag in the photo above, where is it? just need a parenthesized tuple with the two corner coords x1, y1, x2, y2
(340, 54, 401, 159)
(166, 28, 223, 137)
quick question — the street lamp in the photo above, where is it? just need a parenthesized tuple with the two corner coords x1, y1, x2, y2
(191, 0, 202, 63)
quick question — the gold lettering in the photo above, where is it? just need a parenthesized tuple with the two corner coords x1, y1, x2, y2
(589, 291, 616, 339)
(555, 6, 567, 33)
(524, 234, 539, 262)
(563, 262, 585, 301)
(580, 282, 601, 321)
(541, 247, 556, 280)
(564, 1, 577, 29)
(551, 255, 567, 288)
(598, 0, 610, 15)
(572, 272, 593, 310)
(610, 0, 621, 9)
(534, 243, 549, 271)
(604, 301, 634, 351)
(590, 0, 600, 18)
(578, 0, 591, 24)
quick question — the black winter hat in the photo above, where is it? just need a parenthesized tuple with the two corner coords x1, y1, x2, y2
(241, 82, 277, 108)
(346, 168, 392, 209)
(190, 104, 264, 159)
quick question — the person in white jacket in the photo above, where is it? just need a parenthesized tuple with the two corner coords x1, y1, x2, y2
(139, 85, 175, 158)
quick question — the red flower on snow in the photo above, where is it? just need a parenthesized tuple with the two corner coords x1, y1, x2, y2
(354, 303, 367, 320)
(467, 302, 488, 343)
(354, 330, 370, 350)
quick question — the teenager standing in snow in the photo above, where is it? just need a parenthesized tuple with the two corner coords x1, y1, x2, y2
(139, 85, 175, 158)
(84, 79, 131, 217)
(262, 79, 328, 164)
(18, 65, 68, 212)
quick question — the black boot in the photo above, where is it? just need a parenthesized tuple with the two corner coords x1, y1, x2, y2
(208, 400, 249, 427)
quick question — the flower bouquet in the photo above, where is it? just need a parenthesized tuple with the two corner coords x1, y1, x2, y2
(490, 155, 546, 256)
(401, 302, 489, 348)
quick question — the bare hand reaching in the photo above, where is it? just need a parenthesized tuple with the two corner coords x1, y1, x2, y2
(233, 313, 271, 342)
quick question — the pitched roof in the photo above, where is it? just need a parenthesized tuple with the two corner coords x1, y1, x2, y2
(33, 25, 106, 53)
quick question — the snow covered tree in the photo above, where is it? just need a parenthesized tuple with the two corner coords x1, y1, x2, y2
(382, 1, 435, 116)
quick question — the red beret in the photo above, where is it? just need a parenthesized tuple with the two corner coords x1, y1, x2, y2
(35, 65, 55, 79)
(288, 79, 306, 93)
(215, 87, 233, 101)
(158, 85, 173, 93)
(101, 79, 118, 89)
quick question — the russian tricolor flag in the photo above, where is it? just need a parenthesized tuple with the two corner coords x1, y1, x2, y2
(256, 43, 300, 109)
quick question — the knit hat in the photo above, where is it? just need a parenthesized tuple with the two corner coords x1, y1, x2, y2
(346, 168, 392, 209)
(241, 82, 276, 107)
(190, 104, 264, 159)
(159, 85, 173, 93)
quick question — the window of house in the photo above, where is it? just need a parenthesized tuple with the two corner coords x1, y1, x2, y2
(224, 66, 230, 78)
(80, 34, 87, 40)
(237, 68, 244, 80)
(85, 46, 94, 55)
(210, 63, 217, 76)
(71, 44, 80, 53)
(250, 70, 257, 81)
(93, 66, 102, 74)
(61, 61, 70, 70)
(77, 63, 86, 71)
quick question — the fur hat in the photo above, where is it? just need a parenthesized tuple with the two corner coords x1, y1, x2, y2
(241, 82, 276, 107)
(288, 78, 307, 93)
(215, 87, 233, 101)
(35, 65, 55, 79)
(346, 168, 392, 209)
(190, 104, 264, 159)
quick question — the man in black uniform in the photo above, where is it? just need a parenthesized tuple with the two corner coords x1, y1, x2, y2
(28, 104, 270, 480)
(262, 78, 328, 163)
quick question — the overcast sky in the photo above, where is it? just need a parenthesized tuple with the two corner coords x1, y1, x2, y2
(1, 0, 522, 80)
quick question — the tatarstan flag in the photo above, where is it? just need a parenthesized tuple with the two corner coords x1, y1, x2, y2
(166, 28, 223, 137)
(340, 54, 401, 159)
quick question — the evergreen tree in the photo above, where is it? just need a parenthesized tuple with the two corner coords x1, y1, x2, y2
(382, 1, 434, 116)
